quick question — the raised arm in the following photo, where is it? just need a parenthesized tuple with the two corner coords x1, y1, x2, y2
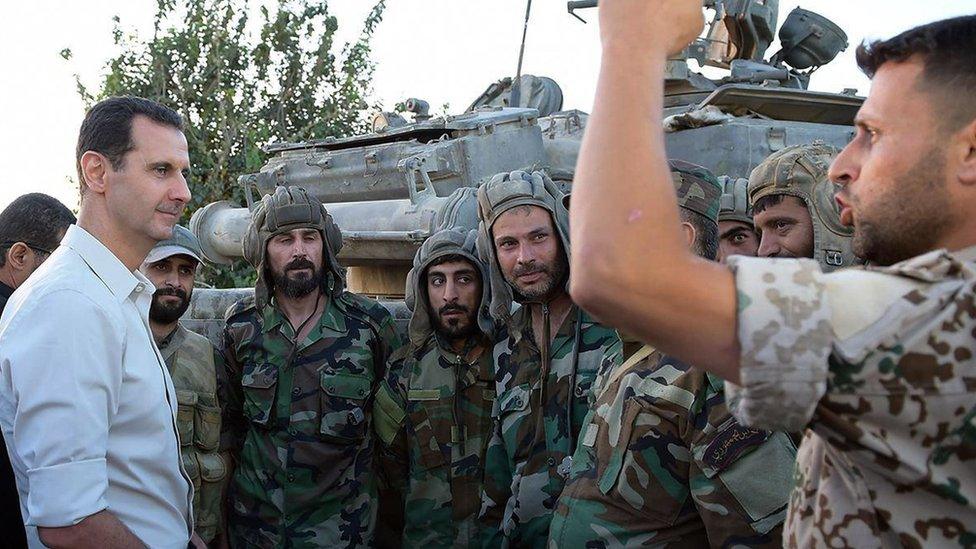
(569, 0, 741, 381)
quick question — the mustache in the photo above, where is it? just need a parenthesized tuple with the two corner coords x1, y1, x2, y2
(154, 287, 188, 300)
(156, 203, 185, 216)
(285, 258, 316, 272)
(439, 304, 469, 315)
(512, 262, 548, 277)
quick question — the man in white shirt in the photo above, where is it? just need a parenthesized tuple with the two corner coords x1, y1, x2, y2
(0, 96, 199, 548)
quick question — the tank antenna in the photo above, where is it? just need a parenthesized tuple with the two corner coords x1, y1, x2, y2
(510, 0, 533, 108)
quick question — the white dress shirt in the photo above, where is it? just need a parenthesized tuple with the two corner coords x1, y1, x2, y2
(0, 225, 192, 548)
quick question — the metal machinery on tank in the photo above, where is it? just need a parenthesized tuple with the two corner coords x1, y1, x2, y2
(186, 0, 862, 340)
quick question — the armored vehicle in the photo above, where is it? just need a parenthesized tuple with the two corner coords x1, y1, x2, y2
(185, 0, 862, 340)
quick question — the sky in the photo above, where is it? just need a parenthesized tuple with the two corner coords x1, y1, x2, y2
(1, 0, 973, 211)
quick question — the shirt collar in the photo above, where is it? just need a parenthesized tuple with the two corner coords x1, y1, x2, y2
(61, 225, 152, 303)
(261, 292, 342, 335)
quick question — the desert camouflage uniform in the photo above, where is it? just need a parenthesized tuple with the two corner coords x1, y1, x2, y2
(160, 323, 230, 544)
(373, 229, 497, 547)
(726, 246, 976, 547)
(221, 186, 402, 548)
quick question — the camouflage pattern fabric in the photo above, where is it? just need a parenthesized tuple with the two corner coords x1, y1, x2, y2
(220, 291, 401, 548)
(549, 345, 794, 548)
(726, 246, 976, 547)
(160, 323, 229, 544)
(668, 159, 723, 224)
(478, 305, 620, 548)
(373, 335, 496, 547)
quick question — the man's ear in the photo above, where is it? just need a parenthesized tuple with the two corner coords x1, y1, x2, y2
(6, 242, 31, 271)
(79, 151, 109, 195)
(957, 117, 976, 187)
(680, 221, 697, 251)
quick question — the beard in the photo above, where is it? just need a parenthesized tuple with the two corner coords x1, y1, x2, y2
(432, 302, 479, 341)
(270, 257, 325, 299)
(504, 254, 568, 302)
(846, 150, 952, 266)
(149, 287, 191, 324)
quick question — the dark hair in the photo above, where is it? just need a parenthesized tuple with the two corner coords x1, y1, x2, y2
(856, 16, 976, 130)
(679, 209, 719, 261)
(0, 193, 76, 267)
(76, 96, 183, 197)
(751, 193, 786, 215)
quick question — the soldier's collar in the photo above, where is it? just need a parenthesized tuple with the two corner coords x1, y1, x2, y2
(262, 293, 342, 335)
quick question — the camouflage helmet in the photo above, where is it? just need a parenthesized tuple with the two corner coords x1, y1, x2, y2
(717, 176, 753, 226)
(748, 143, 857, 271)
(404, 228, 493, 348)
(669, 159, 722, 225)
(242, 186, 344, 308)
(476, 170, 570, 322)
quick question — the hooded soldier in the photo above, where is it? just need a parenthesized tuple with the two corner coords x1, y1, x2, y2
(220, 185, 402, 548)
(475, 170, 620, 547)
(373, 228, 497, 547)
(748, 143, 859, 271)
(717, 175, 760, 263)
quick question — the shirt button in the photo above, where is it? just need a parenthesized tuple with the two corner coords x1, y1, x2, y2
(574, 385, 584, 397)
(288, 473, 296, 482)
(135, 283, 145, 293)
(292, 387, 301, 396)
(547, 456, 556, 467)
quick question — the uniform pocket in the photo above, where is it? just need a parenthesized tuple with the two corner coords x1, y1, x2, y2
(406, 394, 448, 471)
(319, 371, 373, 443)
(195, 452, 228, 542)
(194, 400, 222, 452)
(241, 363, 278, 427)
(176, 391, 198, 447)
(496, 383, 531, 454)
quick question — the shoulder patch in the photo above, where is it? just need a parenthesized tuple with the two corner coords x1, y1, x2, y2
(702, 421, 770, 472)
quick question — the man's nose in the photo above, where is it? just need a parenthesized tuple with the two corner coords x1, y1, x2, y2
(757, 234, 780, 258)
(829, 142, 859, 187)
(443, 279, 460, 302)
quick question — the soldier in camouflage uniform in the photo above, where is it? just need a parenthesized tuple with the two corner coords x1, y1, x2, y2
(549, 161, 795, 548)
(748, 143, 858, 270)
(569, 7, 976, 548)
(475, 170, 620, 547)
(141, 225, 229, 545)
(220, 186, 401, 548)
(716, 175, 758, 263)
(373, 228, 497, 547)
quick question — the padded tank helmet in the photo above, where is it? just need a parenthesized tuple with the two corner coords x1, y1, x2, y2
(476, 170, 570, 322)
(717, 176, 753, 227)
(242, 186, 345, 308)
(748, 143, 858, 271)
(404, 228, 493, 349)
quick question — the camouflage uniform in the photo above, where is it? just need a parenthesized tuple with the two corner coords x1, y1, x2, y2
(474, 170, 621, 547)
(160, 323, 229, 544)
(726, 245, 976, 547)
(373, 229, 498, 547)
(748, 143, 858, 271)
(221, 187, 401, 548)
(550, 161, 795, 548)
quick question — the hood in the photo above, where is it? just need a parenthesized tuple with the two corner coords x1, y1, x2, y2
(718, 175, 753, 226)
(748, 143, 859, 271)
(242, 186, 345, 309)
(476, 170, 570, 322)
(405, 228, 493, 349)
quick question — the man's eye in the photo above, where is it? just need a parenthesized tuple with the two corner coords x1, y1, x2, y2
(775, 220, 792, 232)
(731, 234, 745, 244)
(498, 240, 515, 249)
(458, 276, 472, 284)
(430, 278, 445, 286)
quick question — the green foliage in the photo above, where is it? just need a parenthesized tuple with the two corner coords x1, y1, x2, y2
(66, 0, 386, 287)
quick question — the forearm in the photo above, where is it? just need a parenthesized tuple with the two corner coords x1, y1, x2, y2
(38, 510, 145, 549)
(569, 4, 740, 381)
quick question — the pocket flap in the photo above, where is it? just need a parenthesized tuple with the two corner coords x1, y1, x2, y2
(197, 452, 228, 483)
(321, 371, 372, 399)
(176, 390, 199, 406)
(242, 364, 278, 389)
(498, 383, 530, 414)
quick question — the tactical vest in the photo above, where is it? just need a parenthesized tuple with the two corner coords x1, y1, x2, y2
(161, 325, 227, 543)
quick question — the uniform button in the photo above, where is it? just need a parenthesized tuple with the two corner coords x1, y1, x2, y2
(288, 473, 296, 482)
(327, 387, 336, 394)
(514, 398, 523, 407)
(547, 457, 557, 467)
(574, 385, 584, 397)
(292, 387, 301, 396)
(357, 388, 366, 397)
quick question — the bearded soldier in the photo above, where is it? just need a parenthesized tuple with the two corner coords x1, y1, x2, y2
(571, 5, 976, 547)
(476, 170, 620, 547)
(220, 186, 401, 547)
(716, 176, 758, 263)
(141, 225, 229, 545)
(749, 143, 858, 269)
(550, 161, 794, 548)
(373, 229, 496, 547)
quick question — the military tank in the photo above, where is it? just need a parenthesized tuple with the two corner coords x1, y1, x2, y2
(185, 0, 861, 341)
